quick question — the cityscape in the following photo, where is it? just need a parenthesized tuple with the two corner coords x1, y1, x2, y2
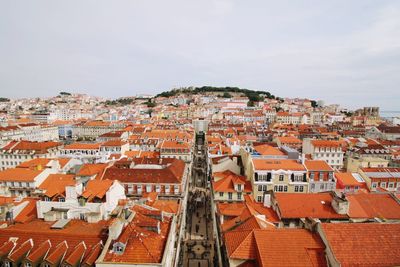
(1, 1, 400, 266)
(0, 89, 399, 266)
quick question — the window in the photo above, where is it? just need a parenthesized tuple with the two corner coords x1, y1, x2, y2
(59, 198, 65, 202)
(295, 186, 299, 192)
(299, 186, 304, 192)
(371, 182, 377, 188)
(44, 196, 51, 202)
(380, 182, 387, 188)
(258, 185, 263, 192)
(237, 192, 242, 200)
(284, 186, 288, 192)
(262, 185, 267, 191)
(228, 192, 233, 200)
(115, 245, 124, 253)
(257, 196, 262, 202)
(310, 172, 315, 180)
(237, 184, 242, 191)
(146, 185, 152, 192)
(388, 182, 394, 188)
(219, 192, 223, 197)
(279, 175, 284, 181)
(5, 261, 11, 267)
(25, 262, 32, 267)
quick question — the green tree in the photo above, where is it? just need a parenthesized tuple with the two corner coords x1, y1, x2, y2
(311, 100, 318, 108)
(247, 101, 255, 107)
(222, 92, 232, 98)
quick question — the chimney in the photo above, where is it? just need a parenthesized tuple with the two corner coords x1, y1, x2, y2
(263, 190, 273, 208)
(303, 217, 320, 232)
(331, 191, 349, 215)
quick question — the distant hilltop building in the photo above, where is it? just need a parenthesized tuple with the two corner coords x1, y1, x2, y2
(354, 107, 380, 117)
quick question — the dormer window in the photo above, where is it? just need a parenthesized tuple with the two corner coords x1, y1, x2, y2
(114, 243, 125, 254)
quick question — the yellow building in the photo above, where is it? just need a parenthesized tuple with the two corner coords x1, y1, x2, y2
(248, 158, 308, 203)
(346, 156, 389, 173)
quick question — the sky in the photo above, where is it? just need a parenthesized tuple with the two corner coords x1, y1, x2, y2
(0, 1, 399, 110)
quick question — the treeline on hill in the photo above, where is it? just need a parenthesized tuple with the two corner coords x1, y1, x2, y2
(156, 86, 276, 102)
(0, 98, 10, 102)
(104, 98, 134, 106)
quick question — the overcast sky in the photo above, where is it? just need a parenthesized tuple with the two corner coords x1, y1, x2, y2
(0, 1, 399, 110)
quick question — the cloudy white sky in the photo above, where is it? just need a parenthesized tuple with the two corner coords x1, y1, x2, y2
(0, 0, 399, 110)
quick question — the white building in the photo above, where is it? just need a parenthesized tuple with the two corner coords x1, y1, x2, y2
(0, 140, 62, 170)
(36, 179, 126, 222)
(302, 139, 344, 170)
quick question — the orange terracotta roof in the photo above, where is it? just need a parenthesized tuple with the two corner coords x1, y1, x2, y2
(82, 242, 102, 266)
(150, 200, 180, 214)
(311, 140, 341, 148)
(26, 240, 51, 262)
(346, 193, 400, 219)
(9, 239, 33, 261)
(77, 164, 108, 177)
(63, 143, 101, 150)
(321, 223, 400, 266)
(160, 140, 190, 149)
(277, 136, 302, 144)
(1, 140, 61, 154)
(102, 140, 127, 147)
(0, 220, 107, 265)
(224, 230, 257, 260)
(253, 144, 285, 156)
(103, 158, 184, 184)
(104, 213, 171, 264)
(45, 241, 68, 264)
(212, 171, 252, 193)
(217, 202, 247, 217)
(304, 160, 333, 171)
(335, 172, 361, 186)
(0, 168, 42, 182)
(64, 241, 86, 265)
(254, 229, 327, 267)
(14, 198, 39, 223)
(252, 159, 305, 171)
(0, 240, 16, 258)
(274, 193, 348, 219)
(38, 174, 75, 198)
(82, 179, 114, 201)
(17, 158, 52, 169)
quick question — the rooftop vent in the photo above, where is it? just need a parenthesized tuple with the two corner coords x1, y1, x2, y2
(51, 219, 71, 229)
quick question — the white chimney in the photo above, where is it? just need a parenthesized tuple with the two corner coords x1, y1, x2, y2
(263, 193, 272, 208)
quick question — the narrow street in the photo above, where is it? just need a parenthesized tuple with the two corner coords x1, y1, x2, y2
(180, 133, 219, 267)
